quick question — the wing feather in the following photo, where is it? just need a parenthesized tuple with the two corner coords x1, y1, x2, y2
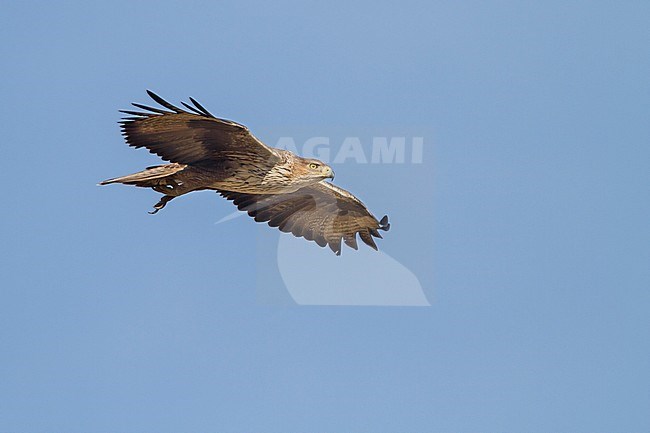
(343, 234, 359, 250)
(119, 91, 278, 164)
(219, 181, 389, 255)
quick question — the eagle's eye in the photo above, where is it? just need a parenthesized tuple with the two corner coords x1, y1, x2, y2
(308, 163, 319, 170)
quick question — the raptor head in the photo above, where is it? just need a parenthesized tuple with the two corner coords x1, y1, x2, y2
(299, 158, 335, 181)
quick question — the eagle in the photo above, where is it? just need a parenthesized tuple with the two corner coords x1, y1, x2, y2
(100, 91, 390, 255)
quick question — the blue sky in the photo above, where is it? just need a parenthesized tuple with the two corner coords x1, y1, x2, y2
(1, 1, 649, 431)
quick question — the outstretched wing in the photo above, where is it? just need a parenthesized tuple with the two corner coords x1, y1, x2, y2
(219, 181, 390, 255)
(119, 90, 278, 164)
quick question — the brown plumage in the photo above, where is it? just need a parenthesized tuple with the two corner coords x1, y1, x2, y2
(100, 91, 390, 255)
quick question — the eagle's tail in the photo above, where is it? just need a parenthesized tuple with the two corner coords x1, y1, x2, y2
(98, 163, 186, 187)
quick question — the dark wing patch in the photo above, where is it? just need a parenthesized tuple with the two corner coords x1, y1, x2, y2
(219, 181, 389, 255)
(119, 90, 278, 164)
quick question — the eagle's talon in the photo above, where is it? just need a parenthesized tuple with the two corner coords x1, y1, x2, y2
(149, 195, 175, 214)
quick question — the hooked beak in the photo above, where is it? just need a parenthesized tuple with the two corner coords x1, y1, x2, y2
(326, 169, 335, 180)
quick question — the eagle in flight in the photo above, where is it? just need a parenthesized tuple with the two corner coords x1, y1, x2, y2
(100, 91, 390, 255)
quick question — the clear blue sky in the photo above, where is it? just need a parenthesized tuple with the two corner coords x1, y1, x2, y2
(1, 1, 649, 431)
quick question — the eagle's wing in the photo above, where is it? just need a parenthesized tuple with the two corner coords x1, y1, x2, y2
(219, 181, 390, 255)
(119, 90, 279, 164)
